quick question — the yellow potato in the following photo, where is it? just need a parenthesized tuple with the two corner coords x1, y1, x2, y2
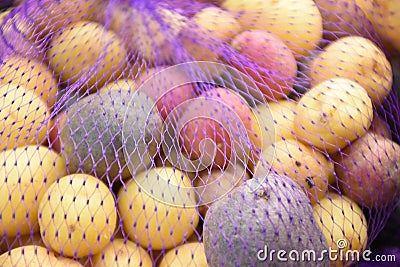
(314, 0, 373, 40)
(91, 238, 153, 267)
(110, 5, 187, 64)
(118, 167, 199, 250)
(180, 6, 242, 61)
(255, 139, 333, 204)
(360, 0, 400, 55)
(29, 0, 103, 36)
(221, 0, 323, 58)
(254, 100, 297, 151)
(310, 36, 393, 105)
(0, 55, 59, 108)
(159, 242, 208, 267)
(0, 245, 56, 267)
(294, 78, 373, 153)
(38, 174, 117, 258)
(313, 193, 368, 266)
(0, 8, 12, 23)
(0, 146, 66, 237)
(99, 79, 138, 94)
(47, 21, 128, 93)
(0, 84, 50, 150)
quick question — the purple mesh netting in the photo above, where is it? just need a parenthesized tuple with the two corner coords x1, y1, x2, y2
(0, 0, 399, 266)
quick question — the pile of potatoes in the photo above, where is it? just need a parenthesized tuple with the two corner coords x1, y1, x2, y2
(0, 0, 399, 266)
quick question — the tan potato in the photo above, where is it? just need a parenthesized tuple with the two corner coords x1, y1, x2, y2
(180, 6, 242, 61)
(91, 238, 153, 267)
(0, 55, 59, 108)
(118, 167, 199, 250)
(47, 21, 128, 93)
(314, 0, 373, 40)
(335, 133, 400, 208)
(0, 145, 66, 237)
(0, 84, 50, 150)
(0, 245, 56, 267)
(294, 78, 373, 153)
(221, 0, 323, 58)
(313, 193, 368, 267)
(310, 36, 393, 105)
(38, 174, 117, 258)
(159, 242, 208, 267)
(255, 139, 334, 204)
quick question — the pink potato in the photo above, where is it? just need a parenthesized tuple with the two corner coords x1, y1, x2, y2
(200, 87, 263, 170)
(138, 67, 198, 120)
(335, 133, 400, 208)
(229, 30, 297, 101)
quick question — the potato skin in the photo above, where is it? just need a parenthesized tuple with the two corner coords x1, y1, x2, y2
(0, 146, 66, 237)
(294, 78, 373, 153)
(38, 174, 117, 258)
(230, 30, 297, 101)
(312, 193, 368, 267)
(60, 90, 162, 181)
(335, 133, 400, 208)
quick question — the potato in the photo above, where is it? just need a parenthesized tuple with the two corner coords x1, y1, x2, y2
(0, 145, 65, 238)
(294, 78, 373, 153)
(335, 133, 400, 208)
(313, 193, 368, 267)
(0, 7, 46, 60)
(0, 55, 59, 108)
(254, 100, 297, 150)
(255, 139, 333, 204)
(159, 242, 207, 267)
(110, 4, 187, 64)
(137, 67, 198, 120)
(47, 21, 128, 93)
(60, 90, 162, 181)
(204, 174, 330, 266)
(27, 0, 103, 36)
(180, 6, 242, 61)
(0, 245, 56, 267)
(221, 0, 323, 58)
(314, 0, 373, 40)
(0, 8, 12, 23)
(55, 257, 84, 267)
(118, 167, 199, 250)
(179, 88, 260, 170)
(361, 0, 400, 55)
(309, 36, 393, 105)
(91, 238, 153, 267)
(200, 88, 262, 169)
(194, 163, 248, 217)
(38, 174, 117, 258)
(0, 84, 50, 150)
(229, 30, 297, 101)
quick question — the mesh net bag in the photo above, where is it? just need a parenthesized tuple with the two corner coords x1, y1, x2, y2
(0, 0, 399, 266)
